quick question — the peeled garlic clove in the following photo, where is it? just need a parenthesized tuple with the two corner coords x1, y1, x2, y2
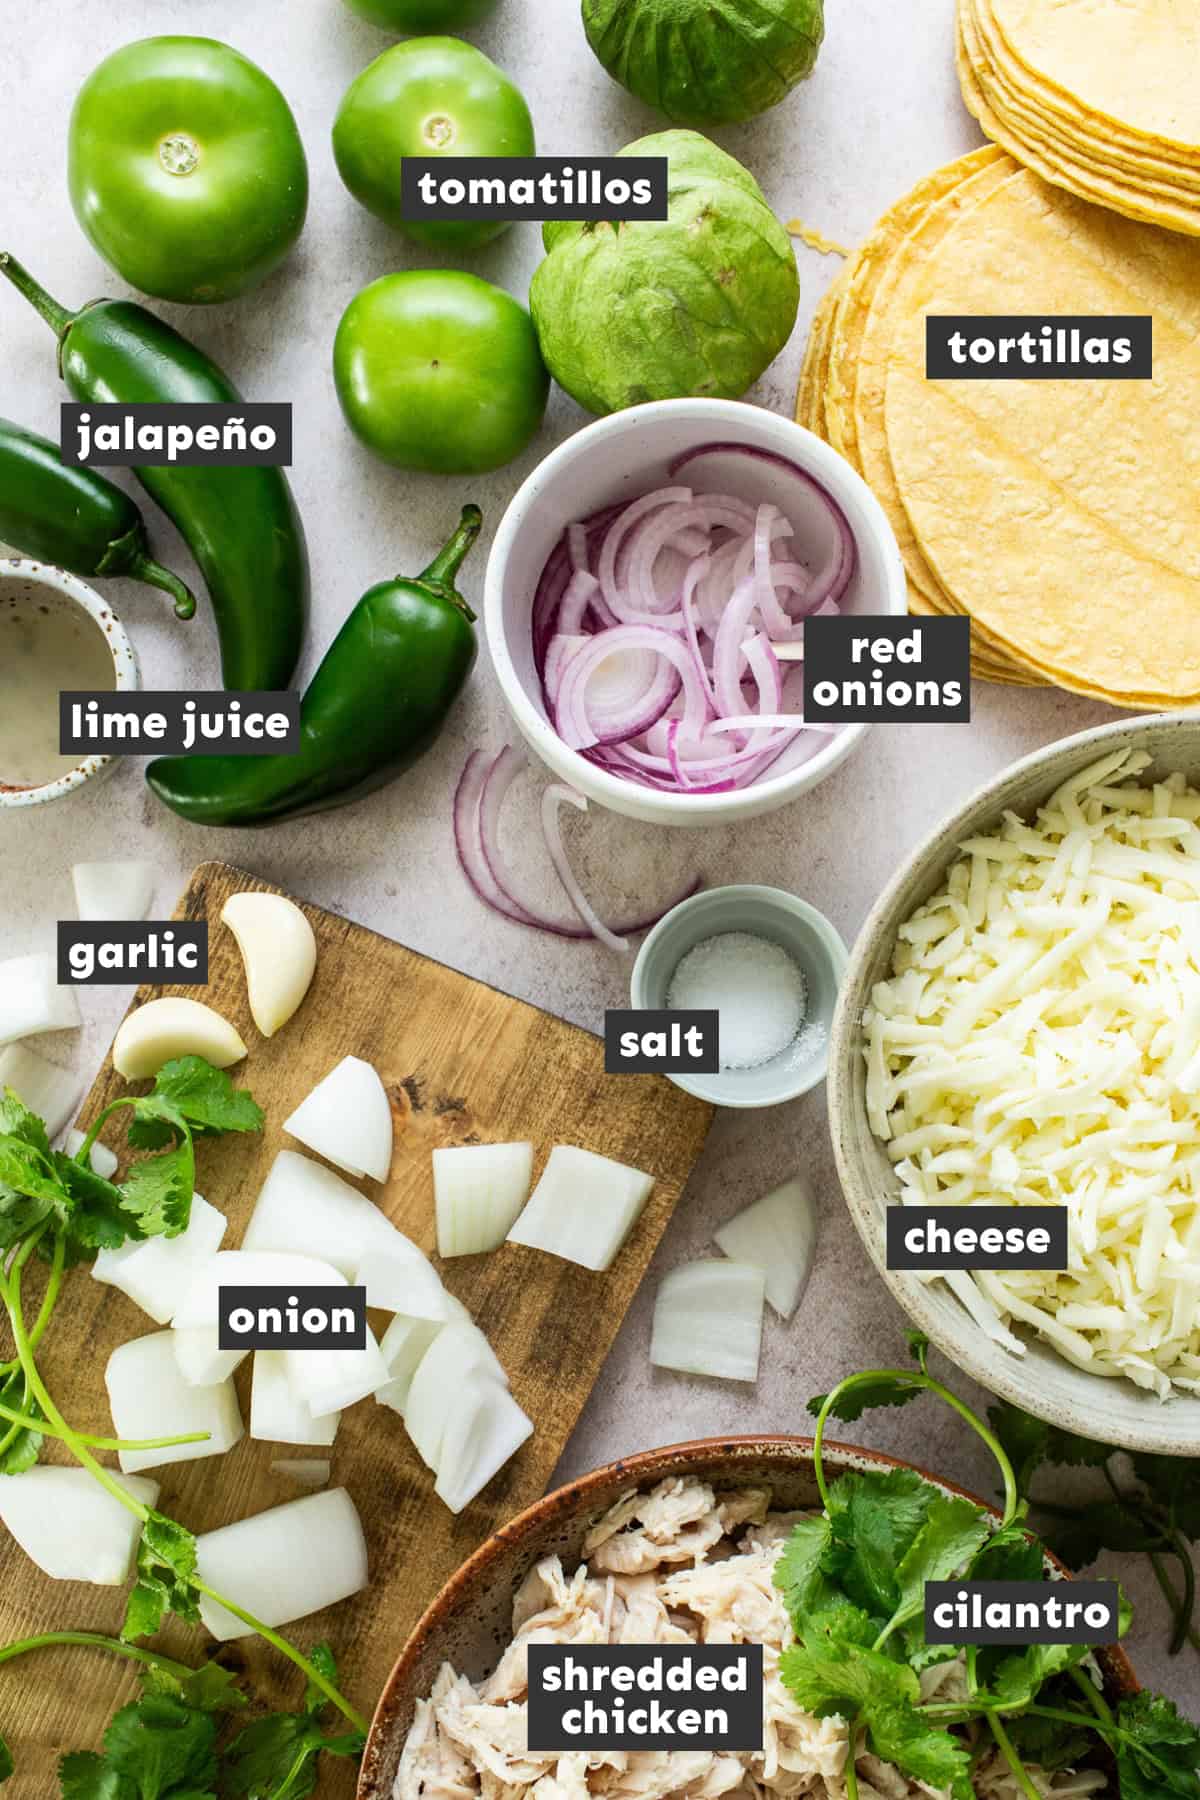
(112, 997, 247, 1080)
(220, 892, 316, 1039)
(72, 861, 156, 923)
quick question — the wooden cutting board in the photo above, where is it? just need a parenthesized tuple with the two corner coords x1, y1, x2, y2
(0, 860, 713, 1796)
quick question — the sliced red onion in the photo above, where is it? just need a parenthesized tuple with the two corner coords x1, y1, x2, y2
(743, 633, 783, 713)
(668, 441, 857, 611)
(556, 626, 707, 750)
(454, 748, 703, 941)
(567, 523, 589, 573)
(559, 569, 599, 634)
(544, 633, 590, 709)
(597, 487, 692, 622)
(711, 715, 805, 733)
(712, 577, 761, 723)
(540, 786, 630, 953)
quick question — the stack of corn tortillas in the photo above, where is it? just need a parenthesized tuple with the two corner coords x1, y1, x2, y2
(797, 146, 1200, 702)
(957, 0, 1200, 236)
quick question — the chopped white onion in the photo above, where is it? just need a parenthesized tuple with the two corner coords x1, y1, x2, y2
(507, 1144, 653, 1271)
(284, 1055, 393, 1183)
(712, 1176, 818, 1319)
(194, 1488, 368, 1642)
(112, 997, 246, 1080)
(284, 1324, 390, 1420)
(650, 1260, 765, 1383)
(374, 1312, 447, 1414)
(64, 1127, 119, 1180)
(0, 1468, 159, 1585)
(434, 1379, 533, 1515)
(251, 1350, 339, 1447)
(171, 1249, 344, 1386)
(403, 1321, 509, 1470)
(270, 1458, 331, 1488)
(220, 891, 317, 1039)
(0, 953, 81, 1045)
(355, 1234, 448, 1319)
(0, 1042, 80, 1138)
(434, 1142, 534, 1258)
(106, 1330, 244, 1474)
(243, 1150, 397, 1280)
(93, 1192, 227, 1325)
(72, 860, 155, 923)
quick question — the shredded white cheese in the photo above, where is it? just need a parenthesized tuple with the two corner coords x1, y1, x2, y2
(865, 748, 1200, 1399)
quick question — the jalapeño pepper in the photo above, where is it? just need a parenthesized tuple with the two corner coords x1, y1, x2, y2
(0, 253, 307, 691)
(147, 506, 481, 826)
(0, 416, 195, 616)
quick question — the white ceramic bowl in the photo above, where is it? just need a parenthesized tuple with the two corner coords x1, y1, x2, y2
(0, 559, 139, 809)
(484, 399, 907, 827)
(829, 711, 1200, 1455)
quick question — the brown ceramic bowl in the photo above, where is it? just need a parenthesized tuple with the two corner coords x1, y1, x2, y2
(358, 1435, 1138, 1798)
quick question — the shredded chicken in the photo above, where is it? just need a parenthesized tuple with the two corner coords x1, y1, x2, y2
(396, 1480, 1109, 1800)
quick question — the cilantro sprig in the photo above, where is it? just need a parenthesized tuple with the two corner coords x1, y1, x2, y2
(0, 1061, 370, 1792)
(777, 1333, 1200, 1800)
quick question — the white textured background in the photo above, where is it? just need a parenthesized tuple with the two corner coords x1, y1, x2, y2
(1, 0, 1190, 1708)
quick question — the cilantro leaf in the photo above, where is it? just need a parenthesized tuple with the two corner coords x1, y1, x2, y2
(59, 1693, 218, 1800)
(119, 1141, 194, 1240)
(125, 1095, 188, 1154)
(140, 1060, 263, 1140)
(222, 1645, 363, 1800)
(889, 1497, 992, 1633)
(773, 1515, 836, 1621)
(1006, 1699, 1093, 1775)
(140, 1663, 247, 1717)
(808, 1375, 925, 1424)
(1116, 1691, 1200, 1800)
(0, 1732, 12, 1783)
(988, 1402, 1112, 1495)
(780, 1635, 918, 1718)
(0, 1368, 44, 1474)
(0, 1090, 51, 1157)
(1130, 1453, 1200, 1541)
(123, 1514, 201, 1643)
(826, 1469, 936, 1615)
(985, 1639, 1090, 1710)
(51, 1154, 131, 1261)
(869, 1699, 973, 1800)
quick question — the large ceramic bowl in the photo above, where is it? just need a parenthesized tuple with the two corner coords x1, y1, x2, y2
(829, 711, 1200, 1457)
(358, 1435, 1136, 1798)
(484, 398, 907, 828)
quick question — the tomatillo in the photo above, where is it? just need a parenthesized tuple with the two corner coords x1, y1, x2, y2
(342, 0, 498, 28)
(333, 271, 548, 475)
(68, 37, 308, 304)
(333, 37, 533, 252)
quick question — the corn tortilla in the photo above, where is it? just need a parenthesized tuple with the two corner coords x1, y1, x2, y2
(796, 158, 1041, 687)
(884, 170, 1200, 705)
(970, 0, 1200, 183)
(989, 0, 1200, 156)
(956, 17, 1200, 237)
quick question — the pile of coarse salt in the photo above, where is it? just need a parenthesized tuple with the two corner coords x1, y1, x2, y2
(667, 931, 807, 1070)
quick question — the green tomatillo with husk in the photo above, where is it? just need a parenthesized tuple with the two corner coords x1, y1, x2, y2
(582, 0, 824, 127)
(529, 130, 799, 417)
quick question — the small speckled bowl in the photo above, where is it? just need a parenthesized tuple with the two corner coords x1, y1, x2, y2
(357, 1436, 1137, 1800)
(630, 884, 848, 1108)
(0, 559, 139, 809)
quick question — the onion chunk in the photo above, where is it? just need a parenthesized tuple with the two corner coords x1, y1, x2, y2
(195, 1488, 368, 1641)
(713, 1176, 817, 1319)
(650, 1260, 765, 1382)
(0, 1043, 80, 1139)
(435, 1381, 533, 1515)
(434, 1143, 533, 1258)
(0, 1468, 159, 1585)
(356, 1234, 448, 1318)
(106, 1330, 243, 1473)
(284, 1055, 393, 1183)
(404, 1322, 508, 1469)
(243, 1150, 396, 1280)
(252, 1350, 339, 1447)
(0, 953, 81, 1045)
(93, 1192, 227, 1325)
(72, 861, 155, 923)
(507, 1145, 653, 1271)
